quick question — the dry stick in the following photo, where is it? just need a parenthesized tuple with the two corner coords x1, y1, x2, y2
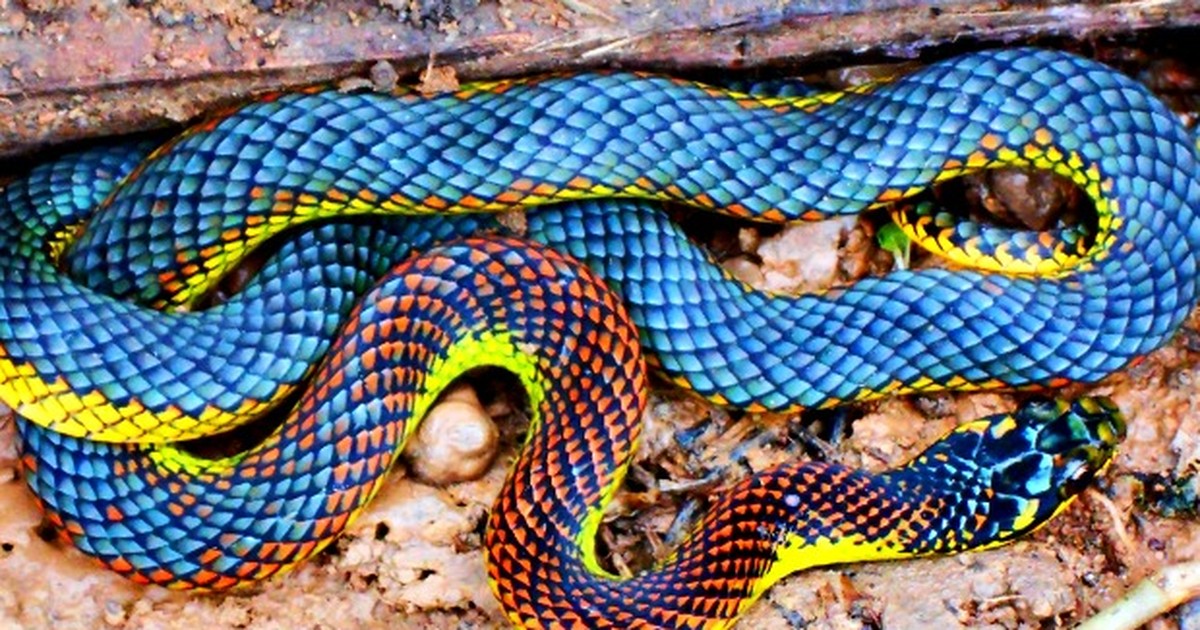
(1076, 562, 1200, 630)
(1086, 488, 1136, 560)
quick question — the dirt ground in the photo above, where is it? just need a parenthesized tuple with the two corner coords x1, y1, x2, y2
(4, 224, 1200, 629)
(1, 17, 1199, 630)
(2, 214, 1200, 629)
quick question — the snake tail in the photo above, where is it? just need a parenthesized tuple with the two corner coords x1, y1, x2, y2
(19, 235, 1124, 629)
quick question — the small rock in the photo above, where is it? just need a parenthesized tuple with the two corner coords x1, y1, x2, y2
(967, 168, 1078, 231)
(102, 600, 125, 626)
(18, 0, 68, 15)
(407, 386, 500, 485)
(418, 64, 459, 95)
(369, 60, 399, 92)
(496, 209, 527, 235)
(911, 393, 956, 419)
(755, 216, 857, 294)
(737, 227, 760, 253)
(721, 256, 765, 286)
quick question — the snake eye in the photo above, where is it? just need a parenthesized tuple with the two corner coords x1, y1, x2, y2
(1055, 447, 1100, 499)
(991, 452, 1051, 497)
(1021, 398, 1067, 426)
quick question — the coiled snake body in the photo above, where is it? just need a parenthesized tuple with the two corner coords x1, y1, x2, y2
(1, 48, 1197, 627)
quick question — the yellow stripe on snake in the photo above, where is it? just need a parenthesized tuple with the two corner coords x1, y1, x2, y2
(1, 47, 1196, 627)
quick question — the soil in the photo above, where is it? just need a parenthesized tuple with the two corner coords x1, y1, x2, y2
(0, 17, 1199, 630)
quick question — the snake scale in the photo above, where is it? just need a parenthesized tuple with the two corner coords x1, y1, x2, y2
(1, 47, 1198, 627)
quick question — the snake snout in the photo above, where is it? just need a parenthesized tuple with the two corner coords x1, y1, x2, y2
(1033, 396, 1125, 501)
(1032, 396, 1126, 454)
(979, 397, 1123, 505)
(1051, 444, 1110, 502)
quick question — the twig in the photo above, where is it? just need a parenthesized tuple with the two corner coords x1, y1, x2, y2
(1086, 487, 1135, 559)
(1076, 562, 1200, 630)
(580, 33, 653, 60)
(560, 0, 618, 24)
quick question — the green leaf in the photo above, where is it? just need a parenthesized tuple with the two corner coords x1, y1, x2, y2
(876, 223, 911, 270)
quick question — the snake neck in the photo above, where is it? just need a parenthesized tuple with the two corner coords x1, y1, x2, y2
(487, 405, 1118, 630)
(486, 455, 1028, 629)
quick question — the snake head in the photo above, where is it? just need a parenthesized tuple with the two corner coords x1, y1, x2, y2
(1032, 397, 1126, 499)
(897, 396, 1125, 553)
(976, 397, 1125, 537)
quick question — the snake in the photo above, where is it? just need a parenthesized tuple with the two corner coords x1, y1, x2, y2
(0, 47, 1197, 627)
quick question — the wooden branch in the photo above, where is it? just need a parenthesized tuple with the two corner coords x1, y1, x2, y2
(0, 0, 1195, 158)
(1076, 562, 1200, 630)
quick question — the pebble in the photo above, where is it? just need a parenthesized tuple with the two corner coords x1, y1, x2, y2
(407, 386, 500, 485)
(102, 600, 125, 626)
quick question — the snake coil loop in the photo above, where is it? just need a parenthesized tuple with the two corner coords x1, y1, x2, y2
(1, 47, 1197, 627)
